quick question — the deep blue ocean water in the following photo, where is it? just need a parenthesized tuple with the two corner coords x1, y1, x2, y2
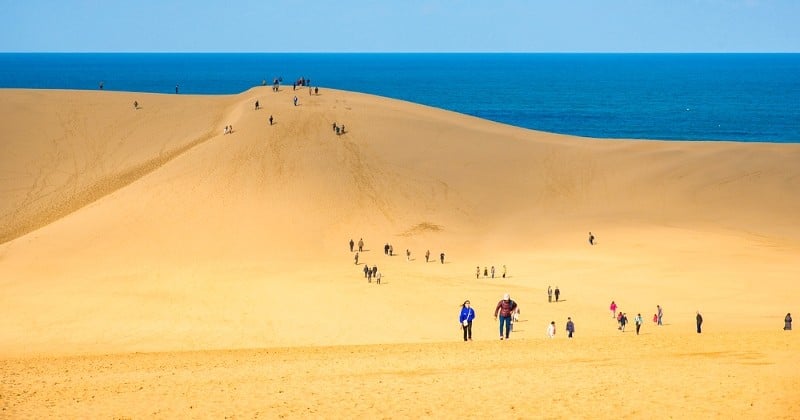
(1, 53, 798, 142)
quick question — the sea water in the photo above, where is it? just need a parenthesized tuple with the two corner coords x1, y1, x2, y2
(1, 53, 798, 142)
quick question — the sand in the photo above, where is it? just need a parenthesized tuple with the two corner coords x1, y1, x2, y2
(1, 86, 799, 418)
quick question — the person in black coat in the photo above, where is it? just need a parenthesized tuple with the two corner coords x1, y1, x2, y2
(696, 311, 703, 333)
(785, 313, 792, 331)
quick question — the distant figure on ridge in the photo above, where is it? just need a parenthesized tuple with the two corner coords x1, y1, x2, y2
(269, 115, 273, 125)
(255, 100, 259, 110)
(589, 231, 595, 245)
(784, 313, 792, 330)
(440, 252, 445, 264)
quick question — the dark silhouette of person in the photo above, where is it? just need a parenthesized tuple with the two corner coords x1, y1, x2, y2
(589, 232, 595, 245)
(269, 115, 273, 125)
(785, 313, 792, 330)
(696, 311, 703, 333)
(349, 239, 354, 252)
(554, 286, 561, 302)
(440, 253, 445, 264)
(255, 100, 259, 110)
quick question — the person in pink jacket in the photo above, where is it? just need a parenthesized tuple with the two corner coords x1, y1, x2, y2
(610, 301, 618, 318)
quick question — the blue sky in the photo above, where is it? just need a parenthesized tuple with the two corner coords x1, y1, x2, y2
(1, 0, 798, 52)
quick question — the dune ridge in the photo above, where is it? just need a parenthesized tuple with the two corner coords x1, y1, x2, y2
(1, 87, 799, 417)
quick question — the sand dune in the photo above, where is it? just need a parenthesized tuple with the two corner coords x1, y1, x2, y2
(1, 87, 799, 417)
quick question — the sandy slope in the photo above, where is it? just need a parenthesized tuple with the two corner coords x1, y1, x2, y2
(1, 87, 799, 418)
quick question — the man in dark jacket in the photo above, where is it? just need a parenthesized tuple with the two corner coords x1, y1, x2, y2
(696, 311, 703, 333)
(494, 293, 518, 340)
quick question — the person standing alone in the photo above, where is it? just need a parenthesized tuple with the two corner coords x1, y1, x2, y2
(696, 311, 703, 333)
(566, 317, 575, 339)
(785, 313, 792, 331)
(459, 300, 475, 341)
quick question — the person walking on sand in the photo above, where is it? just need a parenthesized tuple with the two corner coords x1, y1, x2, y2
(440, 252, 445, 264)
(476, 266, 480, 279)
(363, 264, 370, 280)
(589, 232, 595, 245)
(657, 305, 663, 326)
(459, 300, 475, 341)
(384, 243, 389, 255)
(610, 301, 618, 318)
(293, 96, 298, 106)
(406, 249, 411, 261)
(620, 313, 628, 332)
(133, 101, 138, 109)
(566, 317, 575, 339)
(617, 312, 624, 329)
(483, 267, 488, 278)
(255, 100, 259, 110)
(269, 115, 273, 125)
(389, 245, 394, 256)
(349, 239, 355, 252)
(696, 311, 703, 334)
(376, 270, 382, 285)
(358, 238, 364, 253)
(547, 286, 553, 303)
(555, 286, 561, 302)
(354, 252, 359, 265)
(425, 250, 430, 263)
(494, 293, 517, 340)
(634, 313, 643, 335)
(547, 321, 556, 339)
(785, 313, 793, 330)
(502, 265, 507, 278)
(491, 266, 495, 278)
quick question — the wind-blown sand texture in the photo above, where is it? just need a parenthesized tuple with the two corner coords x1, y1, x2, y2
(1, 87, 799, 418)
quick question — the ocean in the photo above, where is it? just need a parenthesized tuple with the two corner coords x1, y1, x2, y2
(1, 53, 798, 143)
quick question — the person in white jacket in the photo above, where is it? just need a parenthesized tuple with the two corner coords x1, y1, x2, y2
(547, 321, 556, 338)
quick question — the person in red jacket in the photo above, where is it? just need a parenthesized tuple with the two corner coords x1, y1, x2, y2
(494, 293, 518, 340)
